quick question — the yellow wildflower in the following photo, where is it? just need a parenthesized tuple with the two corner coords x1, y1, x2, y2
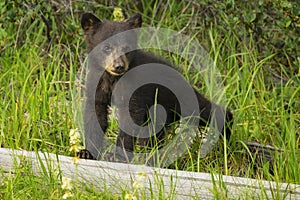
(136, 172, 147, 181)
(132, 181, 141, 189)
(69, 144, 82, 153)
(62, 191, 73, 199)
(69, 128, 81, 145)
(132, 172, 147, 189)
(69, 128, 83, 153)
(113, 7, 124, 22)
(125, 193, 137, 200)
(72, 156, 80, 164)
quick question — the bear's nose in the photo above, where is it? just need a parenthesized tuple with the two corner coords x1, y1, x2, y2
(114, 61, 124, 71)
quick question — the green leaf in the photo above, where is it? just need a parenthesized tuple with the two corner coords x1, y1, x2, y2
(244, 10, 256, 23)
(286, 20, 292, 27)
(281, 1, 292, 9)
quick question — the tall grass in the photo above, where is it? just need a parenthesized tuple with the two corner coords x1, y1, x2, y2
(0, 0, 299, 199)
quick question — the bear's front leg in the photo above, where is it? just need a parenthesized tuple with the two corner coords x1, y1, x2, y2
(95, 102, 109, 133)
(80, 99, 109, 160)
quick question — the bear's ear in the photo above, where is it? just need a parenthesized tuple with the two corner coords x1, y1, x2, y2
(81, 13, 101, 32)
(126, 14, 142, 28)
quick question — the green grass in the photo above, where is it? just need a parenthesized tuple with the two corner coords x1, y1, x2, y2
(0, 0, 299, 199)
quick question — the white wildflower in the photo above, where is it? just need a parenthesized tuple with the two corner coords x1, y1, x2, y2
(61, 176, 73, 191)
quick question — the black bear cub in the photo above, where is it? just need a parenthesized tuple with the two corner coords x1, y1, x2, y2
(79, 13, 233, 163)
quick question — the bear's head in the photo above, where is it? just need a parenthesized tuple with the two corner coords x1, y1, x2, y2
(81, 13, 142, 76)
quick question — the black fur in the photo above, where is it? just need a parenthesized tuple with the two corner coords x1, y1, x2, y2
(79, 13, 233, 162)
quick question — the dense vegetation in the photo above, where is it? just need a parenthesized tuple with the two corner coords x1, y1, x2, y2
(0, 0, 299, 199)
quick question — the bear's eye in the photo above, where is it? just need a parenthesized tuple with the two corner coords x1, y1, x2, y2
(103, 45, 112, 54)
